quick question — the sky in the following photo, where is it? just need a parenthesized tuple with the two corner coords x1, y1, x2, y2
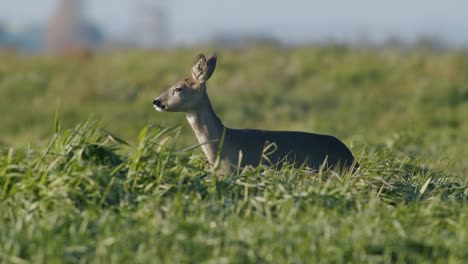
(1, 0, 467, 45)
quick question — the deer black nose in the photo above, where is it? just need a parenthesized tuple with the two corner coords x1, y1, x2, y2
(153, 99, 161, 107)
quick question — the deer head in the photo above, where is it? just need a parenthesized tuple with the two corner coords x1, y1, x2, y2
(153, 53, 217, 112)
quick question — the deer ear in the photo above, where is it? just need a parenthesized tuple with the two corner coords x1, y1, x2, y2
(205, 53, 217, 81)
(192, 54, 207, 82)
(191, 53, 217, 83)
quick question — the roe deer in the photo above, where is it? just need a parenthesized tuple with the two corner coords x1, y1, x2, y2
(153, 53, 358, 174)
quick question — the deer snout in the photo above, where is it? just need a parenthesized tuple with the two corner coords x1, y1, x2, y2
(153, 98, 162, 107)
(153, 98, 166, 112)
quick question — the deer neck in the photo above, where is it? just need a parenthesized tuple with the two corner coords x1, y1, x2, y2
(186, 92, 225, 165)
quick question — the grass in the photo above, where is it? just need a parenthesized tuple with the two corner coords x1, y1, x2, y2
(0, 46, 467, 263)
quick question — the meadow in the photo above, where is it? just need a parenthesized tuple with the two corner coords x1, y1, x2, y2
(0, 46, 467, 263)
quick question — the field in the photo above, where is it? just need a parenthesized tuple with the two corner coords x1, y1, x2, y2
(0, 46, 467, 263)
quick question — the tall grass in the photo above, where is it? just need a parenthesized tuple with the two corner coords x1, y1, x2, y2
(0, 118, 466, 263)
(0, 46, 467, 262)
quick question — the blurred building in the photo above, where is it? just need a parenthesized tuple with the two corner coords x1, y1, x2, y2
(45, 0, 103, 54)
(0, 25, 6, 44)
(134, 0, 170, 48)
(0, 23, 44, 53)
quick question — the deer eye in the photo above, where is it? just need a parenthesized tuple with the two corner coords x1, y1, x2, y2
(175, 87, 183, 92)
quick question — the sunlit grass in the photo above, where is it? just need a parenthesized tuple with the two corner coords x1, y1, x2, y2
(0, 119, 466, 263)
(0, 46, 467, 262)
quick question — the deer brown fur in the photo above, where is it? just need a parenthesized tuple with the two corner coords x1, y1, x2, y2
(153, 53, 358, 174)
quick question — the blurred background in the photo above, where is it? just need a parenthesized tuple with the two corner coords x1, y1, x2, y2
(2, 2, 468, 262)
(1, 0, 468, 53)
(0, 0, 467, 174)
